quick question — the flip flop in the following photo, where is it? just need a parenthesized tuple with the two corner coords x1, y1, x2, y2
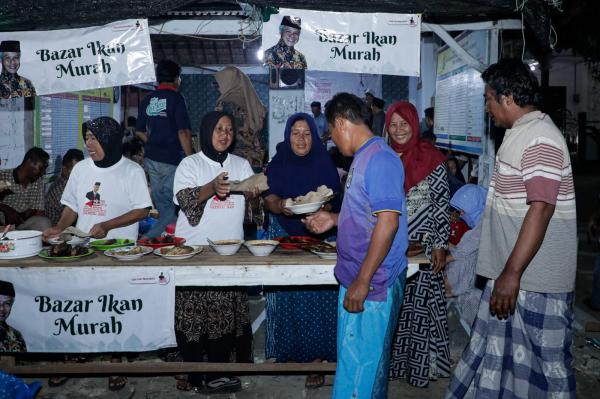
(176, 379, 194, 391)
(305, 374, 325, 389)
(108, 375, 127, 391)
(199, 377, 242, 394)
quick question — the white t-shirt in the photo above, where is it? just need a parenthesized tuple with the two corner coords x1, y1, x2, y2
(173, 152, 253, 245)
(61, 157, 152, 241)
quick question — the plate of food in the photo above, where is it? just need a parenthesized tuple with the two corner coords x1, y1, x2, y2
(285, 201, 325, 215)
(306, 241, 337, 253)
(38, 243, 94, 261)
(306, 241, 337, 259)
(283, 185, 334, 215)
(105, 246, 153, 261)
(154, 245, 202, 260)
(275, 236, 321, 250)
(89, 238, 135, 251)
(137, 236, 186, 249)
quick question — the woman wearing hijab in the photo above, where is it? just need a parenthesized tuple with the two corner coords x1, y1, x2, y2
(445, 184, 487, 328)
(172, 111, 254, 394)
(262, 113, 341, 388)
(43, 117, 151, 241)
(43, 116, 152, 391)
(385, 101, 451, 387)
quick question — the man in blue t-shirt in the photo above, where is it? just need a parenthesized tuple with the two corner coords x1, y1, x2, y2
(305, 93, 408, 398)
(136, 60, 194, 238)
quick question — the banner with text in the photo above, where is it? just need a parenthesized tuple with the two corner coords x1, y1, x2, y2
(0, 19, 155, 98)
(261, 8, 421, 76)
(0, 268, 175, 353)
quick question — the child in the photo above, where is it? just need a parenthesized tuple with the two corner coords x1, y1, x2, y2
(444, 184, 486, 327)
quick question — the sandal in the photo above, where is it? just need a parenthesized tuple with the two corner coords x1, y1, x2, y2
(305, 374, 325, 389)
(176, 379, 195, 391)
(199, 377, 242, 394)
(48, 376, 69, 387)
(108, 375, 127, 391)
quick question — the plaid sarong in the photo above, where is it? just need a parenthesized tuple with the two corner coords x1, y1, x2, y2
(446, 280, 575, 399)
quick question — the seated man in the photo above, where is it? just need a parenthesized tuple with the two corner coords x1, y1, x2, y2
(0, 147, 50, 231)
(45, 149, 84, 226)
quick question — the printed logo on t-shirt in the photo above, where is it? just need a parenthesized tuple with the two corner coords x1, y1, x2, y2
(146, 97, 167, 117)
(83, 182, 106, 216)
(346, 167, 354, 190)
(210, 196, 235, 209)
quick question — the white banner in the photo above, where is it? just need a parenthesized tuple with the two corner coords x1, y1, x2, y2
(304, 71, 382, 113)
(0, 268, 176, 352)
(261, 8, 421, 76)
(0, 19, 155, 98)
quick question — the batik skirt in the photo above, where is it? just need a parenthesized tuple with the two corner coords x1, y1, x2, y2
(389, 265, 451, 387)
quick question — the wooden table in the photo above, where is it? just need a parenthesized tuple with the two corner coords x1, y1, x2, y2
(0, 247, 427, 375)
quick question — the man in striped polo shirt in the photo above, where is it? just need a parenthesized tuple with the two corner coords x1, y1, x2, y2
(447, 59, 577, 399)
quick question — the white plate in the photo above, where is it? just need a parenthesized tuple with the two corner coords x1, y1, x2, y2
(105, 246, 153, 261)
(153, 245, 203, 260)
(284, 201, 325, 215)
(310, 250, 337, 259)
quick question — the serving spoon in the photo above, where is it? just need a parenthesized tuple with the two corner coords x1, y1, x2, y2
(0, 224, 13, 240)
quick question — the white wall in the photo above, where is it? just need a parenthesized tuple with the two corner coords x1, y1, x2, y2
(547, 54, 598, 160)
(547, 55, 589, 118)
(409, 37, 439, 123)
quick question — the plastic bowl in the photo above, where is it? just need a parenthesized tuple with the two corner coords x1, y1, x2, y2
(244, 240, 279, 256)
(209, 239, 243, 256)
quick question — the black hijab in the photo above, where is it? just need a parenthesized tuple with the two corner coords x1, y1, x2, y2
(200, 111, 235, 166)
(82, 117, 123, 168)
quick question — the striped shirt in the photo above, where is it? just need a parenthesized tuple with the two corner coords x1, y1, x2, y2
(476, 111, 577, 293)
